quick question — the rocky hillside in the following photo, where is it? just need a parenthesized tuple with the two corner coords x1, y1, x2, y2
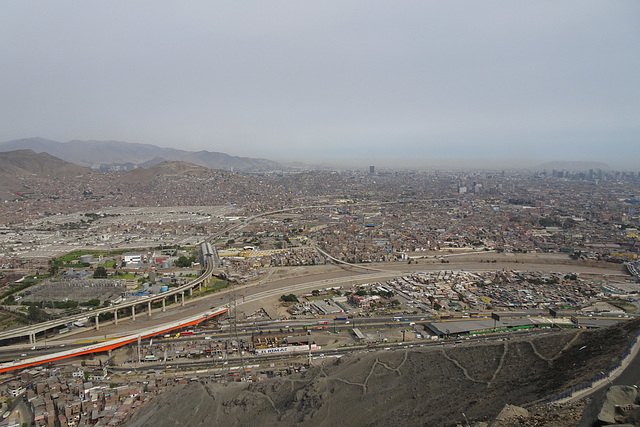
(0, 149, 91, 200)
(126, 319, 640, 427)
(0, 149, 286, 211)
(0, 138, 286, 172)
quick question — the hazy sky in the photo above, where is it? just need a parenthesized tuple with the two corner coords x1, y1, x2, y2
(2, 2, 639, 168)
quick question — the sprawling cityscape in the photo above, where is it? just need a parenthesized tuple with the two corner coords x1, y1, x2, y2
(1, 152, 640, 425)
(2, 1, 639, 425)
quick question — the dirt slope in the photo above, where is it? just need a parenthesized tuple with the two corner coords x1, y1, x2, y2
(127, 320, 640, 427)
(0, 149, 91, 199)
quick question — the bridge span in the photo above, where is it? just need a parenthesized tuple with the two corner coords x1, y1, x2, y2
(0, 250, 221, 345)
(0, 307, 228, 374)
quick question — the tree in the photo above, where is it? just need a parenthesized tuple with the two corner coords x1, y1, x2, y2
(280, 294, 298, 303)
(175, 255, 191, 268)
(93, 266, 107, 278)
(28, 305, 50, 322)
(48, 258, 59, 276)
(311, 289, 320, 296)
(81, 298, 101, 307)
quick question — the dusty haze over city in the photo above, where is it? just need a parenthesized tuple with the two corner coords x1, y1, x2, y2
(1, 1, 639, 169)
(2, 5, 640, 424)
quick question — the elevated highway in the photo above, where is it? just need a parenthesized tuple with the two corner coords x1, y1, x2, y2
(0, 251, 220, 345)
(0, 198, 464, 362)
(0, 307, 228, 374)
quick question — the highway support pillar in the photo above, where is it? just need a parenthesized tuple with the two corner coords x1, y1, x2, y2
(174, 294, 178, 304)
(29, 333, 35, 344)
(181, 292, 185, 307)
(132, 305, 136, 321)
(198, 283, 201, 292)
(189, 287, 193, 296)
(114, 309, 118, 325)
(148, 301, 152, 317)
(95, 314, 99, 331)
(162, 298, 166, 312)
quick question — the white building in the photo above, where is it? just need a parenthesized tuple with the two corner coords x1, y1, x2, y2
(123, 253, 142, 265)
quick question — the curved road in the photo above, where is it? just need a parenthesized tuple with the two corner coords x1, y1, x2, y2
(38, 256, 630, 344)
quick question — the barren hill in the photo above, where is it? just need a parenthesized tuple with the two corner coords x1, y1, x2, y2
(0, 149, 91, 200)
(122, 161, 211, 185)
(127, 319, 640, 427)
(0, 149, 283, 213)
(0, 138, 285, 172)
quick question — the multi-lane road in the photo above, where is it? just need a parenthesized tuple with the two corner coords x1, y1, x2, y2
(0, 250, 634, 373)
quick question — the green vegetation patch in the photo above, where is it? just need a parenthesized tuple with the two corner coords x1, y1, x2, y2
(112, 273, 136, 279)
(608, 300, 637, 313)
(1, 275, 43, 301)
(175, 253, 198, 268)
(99, 260, 118, 269)
(280, 294, 298, 303)
(57, 250, 102, 263)
(196, 279, 228, 295)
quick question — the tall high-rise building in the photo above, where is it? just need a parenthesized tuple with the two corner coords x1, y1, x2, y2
(369, 166, 375, 174)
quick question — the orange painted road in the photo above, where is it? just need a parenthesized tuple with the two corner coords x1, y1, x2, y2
(0, 308, 227, 374)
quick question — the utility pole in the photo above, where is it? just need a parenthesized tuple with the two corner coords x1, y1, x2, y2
(230, 289, 246, 380)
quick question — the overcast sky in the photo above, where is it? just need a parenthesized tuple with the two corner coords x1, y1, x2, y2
(2, 1, 639, 169)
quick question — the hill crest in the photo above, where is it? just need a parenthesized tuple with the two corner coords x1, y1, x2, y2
(0, 137, 286, 172)
(0, 149, 91, 200)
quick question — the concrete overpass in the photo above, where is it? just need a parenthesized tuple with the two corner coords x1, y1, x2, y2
(0, 198, 455, 346)
(0, 250, 221, 345)
(0, 307, 228, 374)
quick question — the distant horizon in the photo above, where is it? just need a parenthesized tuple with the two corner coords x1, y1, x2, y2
(2, 136, 635, 172)
(4, 134, 636, 171)
(2, 2, 638, 172)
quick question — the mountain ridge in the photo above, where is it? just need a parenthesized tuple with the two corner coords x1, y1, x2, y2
(0, 137, 288, 172)
(0, 149, 263, 204)
(0, 149, 92, 200)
